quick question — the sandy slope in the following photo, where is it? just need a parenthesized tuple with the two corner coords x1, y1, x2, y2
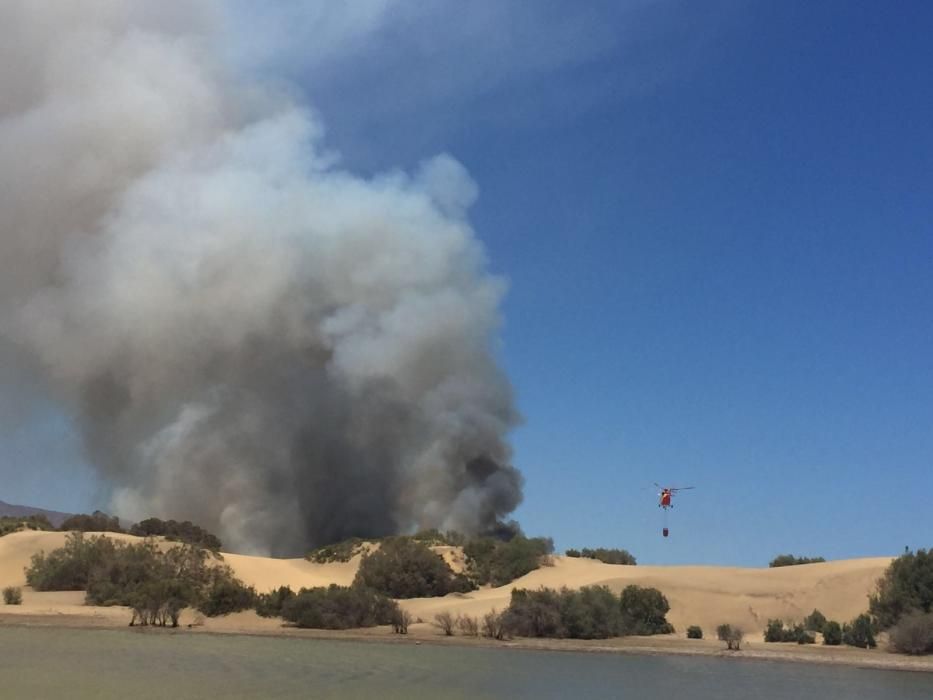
(0, 530, 144, 588)
(0, 530, 892, 636)
(0, 530, 359, 592)
(399, 555, 894, 634)
(222, 551, 359, 590)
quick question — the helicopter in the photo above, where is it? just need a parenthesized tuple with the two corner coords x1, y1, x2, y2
(655, 483, 694, 537)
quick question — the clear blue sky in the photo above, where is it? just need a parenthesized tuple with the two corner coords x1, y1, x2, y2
(4, 1, 931, 565)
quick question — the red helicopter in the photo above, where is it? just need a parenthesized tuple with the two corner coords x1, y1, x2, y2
(655, 483, 694, 537)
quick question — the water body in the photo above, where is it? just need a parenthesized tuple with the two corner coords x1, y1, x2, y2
(0, 627, 930, 699)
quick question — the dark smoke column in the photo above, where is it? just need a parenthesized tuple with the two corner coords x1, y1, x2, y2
(0, 2, 523, 555)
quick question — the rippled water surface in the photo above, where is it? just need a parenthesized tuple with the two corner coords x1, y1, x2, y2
(0, 627, 931, 699)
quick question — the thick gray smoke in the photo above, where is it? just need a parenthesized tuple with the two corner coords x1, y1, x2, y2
(0, 2, 522, 555)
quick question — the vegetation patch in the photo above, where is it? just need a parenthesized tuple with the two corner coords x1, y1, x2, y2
(481, 609, 510, 640)
(803, 609, 826, 633)
(717, 624, 744, 650)
(280, 585, 398, 630)
(888, 611, 933, 655)
(307, 526, 554, 588)
(768, 554, 826, 567)
(457, 613, 480, 636)
(354, 537, 474, 598)
(59, 511, 125, 534)
(306, 537, 367, 563)
(433, 610, 456, 635)
(842, 614, 877, 649)
(129, 518, 222, 552)
(500, 584, 673, 639)
(2, 586, 22, 605)
(763, 619, 812, 643)
(255, 586, 297, 618)
(822, 620, 842, 645)
(0, 514, 53, 537)
(619, 585, 675, 635)
(564, 547, 636, 565)
(410, 529, 467, 547)
(869, 548, 933, 630)
(25, 532, 252, 626)
(464, 535, 554, 587)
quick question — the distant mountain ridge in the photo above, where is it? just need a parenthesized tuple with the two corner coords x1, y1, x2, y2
(0, 500, 73, 528)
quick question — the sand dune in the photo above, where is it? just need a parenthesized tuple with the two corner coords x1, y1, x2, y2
(0, 530, 143, 589)
(399, 555, 893, 634)
(222, 551, 359, 590)
(0, 530, 892, 635)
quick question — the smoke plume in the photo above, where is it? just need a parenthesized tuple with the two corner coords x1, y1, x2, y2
(0, 2, 523, 555)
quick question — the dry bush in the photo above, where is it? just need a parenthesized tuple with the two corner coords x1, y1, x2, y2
(482, 609, 509, 640)
(717, 624, 744, 650)
(391, 608, 413, 634)
(434, 611, 455, 636)
(888, 611, 933, 655)
(457, 614, 480, 637)
(2, 586, 22, 605)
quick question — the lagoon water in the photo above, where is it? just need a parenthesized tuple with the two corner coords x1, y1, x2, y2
(0, 627, 931, 699)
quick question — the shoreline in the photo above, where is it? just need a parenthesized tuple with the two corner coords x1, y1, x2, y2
(2, 611, 931, 674)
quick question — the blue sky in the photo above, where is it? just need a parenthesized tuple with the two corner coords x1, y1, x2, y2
(4, 1, 932, 565)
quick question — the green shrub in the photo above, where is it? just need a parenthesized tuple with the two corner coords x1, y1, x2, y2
(579, 548, 637, 565)
(411, 529, 466, 547)
(255, 586, 296, 618)
(569, 585, 624, 638)
(843, 614, 877, 649)
(306, 537, 366, 563)
(869, 549, 933, 630)
(804, 609, 827, 633)
(129, 518, 222, 552)
(198, 577, 256, 617)
(2, 586, 22, 605)
(500, 586, 626, 639)
(281, 585, 399, 629)
(764, 619, 785, 642)
(465, 535, 554, 587)
(354, 537, 474, 598)
(26, 532, 118, 591)
(619, 585, 674, 635)
(822, 620, 842, 645)
(503, 588, 565, 638)
(0, 515, 54, 537)
(559, 546, 638, 564)
(686, 625, 703, 639)
(764, 619, 811, 643)
(888, 611, 933, 655)
(126, 579, 197, 627)
(59, 511, 124, 534)
(26, 533, 247, 626)
(308, 529, 554, 589)
(769, 554, 826, 567)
